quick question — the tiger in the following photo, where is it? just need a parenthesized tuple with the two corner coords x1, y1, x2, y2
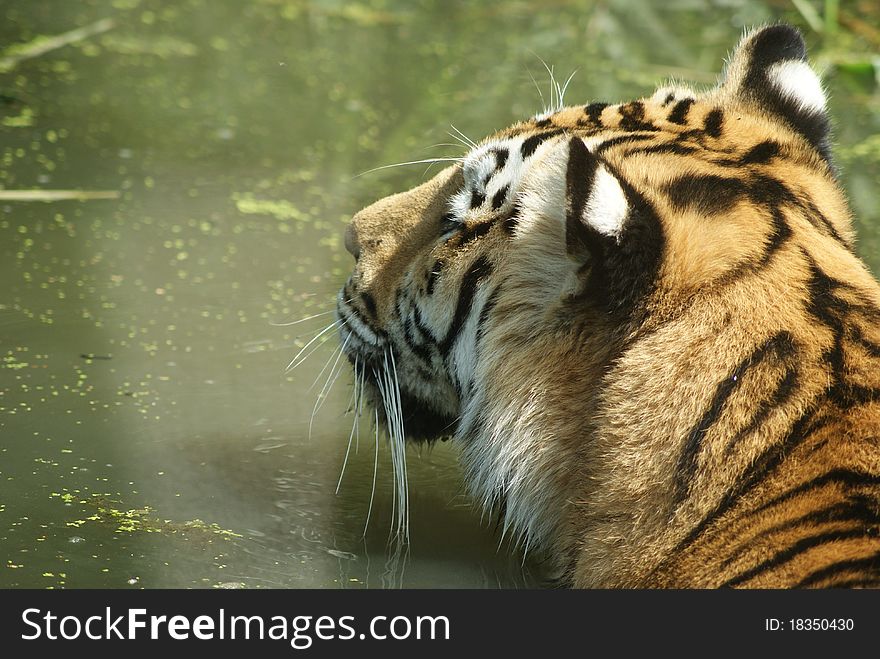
(334, 24, 880, 588)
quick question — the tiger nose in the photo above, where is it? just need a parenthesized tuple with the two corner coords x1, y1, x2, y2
(344, 222, 360, 260)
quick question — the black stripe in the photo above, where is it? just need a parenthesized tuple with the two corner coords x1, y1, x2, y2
(342, 299, 387, 342)
(723, 365, 799, 458)
(811, 577, 880, 588)
(833, 384, 880, 410)
(564, 136, 601, 259)
(673, 332, 795, 506)
(618, 101, 657, 132)
(476, 285, 501, 342)
(741, 140, 781, 164)
(491, 147, 509, 170)
(802, 258, 856, 407)
(672, 401, 826, 555)
(764, 206, 793, 264)
(426, 259, 443, 295)
(722, 498, 880, 568)
(458, 221, 493, 247)
(663, 174, 748, 216)
(491, 185, 509, 211)
(584, 102, 608, 126)
(661, 92, 676, 106)
(703, 109, 724, 138)
(662, 171, 846, 264)
(851, 326, 880, 358)
(501, 203, 520, 235)
(798, 194, 849, 247)
(754, 469, 880, 516)
(438, 256, 493, 355)
(626, 143, 697, 158)
(521, 130, 564, 159)
(360, 292, 378, 319)
(715, 204, 791, 286)
(794, 552, 880, 588)
(470, 190, 486, 209)
(720, 528, 868, 587)
(593, 133, 657, 154)
(667, 98, 695, 125)
(402, 314, 433, 366)
(411, 305, 437, 345)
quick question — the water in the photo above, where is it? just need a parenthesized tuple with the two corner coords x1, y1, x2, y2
(1, 0, 878, 588)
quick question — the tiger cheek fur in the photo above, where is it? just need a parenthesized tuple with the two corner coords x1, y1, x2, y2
(336, 25, 880, 588)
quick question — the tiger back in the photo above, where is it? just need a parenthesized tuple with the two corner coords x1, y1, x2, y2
(336, 25, 880, 587)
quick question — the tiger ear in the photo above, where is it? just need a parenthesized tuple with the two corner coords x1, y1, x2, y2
(716, 25, 831, 161)
(564, 137, 662, 313)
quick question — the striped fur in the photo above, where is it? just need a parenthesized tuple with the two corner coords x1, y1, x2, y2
(336, 25, 880, 587)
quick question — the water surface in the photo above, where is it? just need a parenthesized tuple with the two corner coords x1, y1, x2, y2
(1, 0, 878, 588)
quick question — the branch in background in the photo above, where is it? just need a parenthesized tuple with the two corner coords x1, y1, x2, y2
(0, 190, 120, 201)
(0, 17, 115, 72)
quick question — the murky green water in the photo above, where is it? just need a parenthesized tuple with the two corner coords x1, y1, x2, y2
(1, 0, 878, 588)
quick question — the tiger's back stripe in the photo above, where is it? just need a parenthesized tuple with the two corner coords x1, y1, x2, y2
(667, 98, 695, 125)
(751, 469, 880, 516)
(703, 108, 723, 137)
(672, 401, 827, 555)
(723, 368, 799, 459)
(583, 102, 608, 126)
(673, 332, 795, 507)
(593, 133, 658, 155)
(721, 499, 880, 568)
(618, 101, 658, 132)
(851, 326, 880, 358)
(800, 257, 880, 410)
(793, 551, 880, 587)
(520, 129, 565, 159)
(720, 528, 869, 587)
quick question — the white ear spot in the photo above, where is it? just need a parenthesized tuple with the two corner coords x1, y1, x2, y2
(767, 60, 826, 114)
(585, 167, 628, 238)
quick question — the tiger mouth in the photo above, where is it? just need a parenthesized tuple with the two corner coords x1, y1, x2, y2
(337, 295, 458, 443)
(341, 351, 457, 443)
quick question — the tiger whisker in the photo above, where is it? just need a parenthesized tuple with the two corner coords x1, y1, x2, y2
(559, 69, 577, 106)
(308, 334, 351, 440)
(270, 309, 337, 327)
(354, 361, 364, 454)
(336, 355, 360, 495)
(525, 64, 547, 112)
(308, 334, 347, 392)
(353, 158, 464, 179)
(363, 383, 380, 538)
(449, 124, 478, 150)
(285, 320, 340, 372)
(388, 347, 410, 545)
(424, 142, 468, 152)
(537, 57, 560, 113)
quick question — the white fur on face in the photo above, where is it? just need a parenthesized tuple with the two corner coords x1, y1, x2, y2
(767, 59, 827, 115)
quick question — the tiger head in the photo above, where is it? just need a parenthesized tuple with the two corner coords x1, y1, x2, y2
(335, 25, 878, 564)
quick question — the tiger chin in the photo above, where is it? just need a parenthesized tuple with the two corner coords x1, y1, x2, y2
(335, 25, 880, 588)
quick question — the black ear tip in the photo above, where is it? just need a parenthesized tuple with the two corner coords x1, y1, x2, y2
(750, 24, 808, 65)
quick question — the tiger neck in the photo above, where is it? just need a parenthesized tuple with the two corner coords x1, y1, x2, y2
(454, 319, 617, 560)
